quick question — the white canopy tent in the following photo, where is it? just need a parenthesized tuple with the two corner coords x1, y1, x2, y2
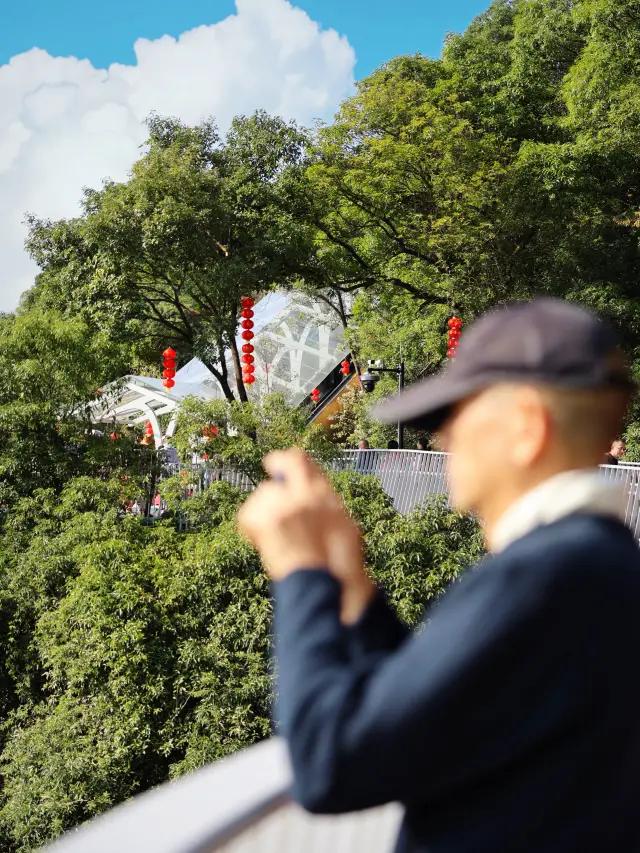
(88, 292, 349, 447)
(87, 374, 223, 449)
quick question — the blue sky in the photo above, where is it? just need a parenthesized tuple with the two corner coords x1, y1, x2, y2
(1, 0, 489, 76)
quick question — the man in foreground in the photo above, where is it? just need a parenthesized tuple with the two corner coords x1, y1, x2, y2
(239, 299, 640, 853)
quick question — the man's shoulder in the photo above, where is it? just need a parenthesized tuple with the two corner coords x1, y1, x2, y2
(432, 514, 640, 633)
(484, 513, 640, 596)
(506, 513, 637, 559)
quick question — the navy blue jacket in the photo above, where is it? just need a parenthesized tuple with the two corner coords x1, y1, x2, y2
(274, 514, 640, 853)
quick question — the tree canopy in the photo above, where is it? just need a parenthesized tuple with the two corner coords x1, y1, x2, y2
(26, 113, 314, 401)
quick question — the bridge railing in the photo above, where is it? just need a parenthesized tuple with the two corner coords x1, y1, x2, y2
(332, 450, 449, 514)
(152, 451, 640, 534)
(41, 738, 402, 853)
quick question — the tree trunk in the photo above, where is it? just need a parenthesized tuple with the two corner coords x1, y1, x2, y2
(229, 336, 249, 403)
(201, 358, 236, 401)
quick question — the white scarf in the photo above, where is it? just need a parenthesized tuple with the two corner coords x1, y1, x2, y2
(490, 469, 628, 553)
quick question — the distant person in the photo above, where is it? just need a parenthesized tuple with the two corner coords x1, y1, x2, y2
(386, 439, 399, 449)
(240, 299, 640, 853)
(604, 438, 626, 465)
(161, 443, 180, 466)
(355, 438, 370, 473)
(416, 436, 428, 450)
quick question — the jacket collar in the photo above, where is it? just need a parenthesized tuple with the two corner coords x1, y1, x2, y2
(490, 468, 628, 554)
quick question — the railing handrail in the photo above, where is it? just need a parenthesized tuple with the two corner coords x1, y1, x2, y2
(43, 739, 292, 853)
(340, 448, 449, 456)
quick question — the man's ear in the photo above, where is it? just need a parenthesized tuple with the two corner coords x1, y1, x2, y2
(510, 387, 550, 468)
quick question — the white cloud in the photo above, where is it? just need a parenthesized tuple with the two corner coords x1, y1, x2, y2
(0, 0, 355, 312)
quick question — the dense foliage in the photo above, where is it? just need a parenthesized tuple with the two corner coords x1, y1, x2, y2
(169, 393, 339, 484)
(0, 472, 482, 851)
(3, 0, 640, 846)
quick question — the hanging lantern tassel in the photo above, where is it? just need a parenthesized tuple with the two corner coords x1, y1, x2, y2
(340, 360, 351, 377)
(162, 347, 177, 390)
(446, 317, 463, 358)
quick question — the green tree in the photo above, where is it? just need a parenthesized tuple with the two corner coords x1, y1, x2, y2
(305, 0, 640, 361)
(26, 113, 313, 402)
(0, 468, 481, 851)
(168, 393, 339, 485)
(0, 309, 152, 512)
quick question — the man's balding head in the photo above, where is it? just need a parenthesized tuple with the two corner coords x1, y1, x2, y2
(438, 382, 630, 529)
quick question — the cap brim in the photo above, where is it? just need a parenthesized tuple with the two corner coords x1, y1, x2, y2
(372, 372, 489, 432)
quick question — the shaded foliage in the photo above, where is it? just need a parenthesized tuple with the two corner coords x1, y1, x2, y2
(0, 470, 481, 851)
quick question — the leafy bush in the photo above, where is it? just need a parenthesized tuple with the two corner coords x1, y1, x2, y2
(0, 470, 481, 850)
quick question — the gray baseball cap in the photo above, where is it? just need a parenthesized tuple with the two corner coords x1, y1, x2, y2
(374, 298, 634, 432)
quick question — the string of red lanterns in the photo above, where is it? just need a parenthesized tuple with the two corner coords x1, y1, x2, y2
(163, 347, 177, 390)
(144, 422, 154, 438)
(240, 297, 256, 385)
(446, 317, 463, 359)
(340, 359, 351, 377)
(311, 388, 321, 404)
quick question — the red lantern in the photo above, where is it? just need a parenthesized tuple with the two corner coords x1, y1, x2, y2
(241, 296, 255, 309)
(163, 368, 176, 379)
(164, 378, 175, 389)
(242, 343, 254, 354)
(243, 363, 255, 374)
(243, 374, 256, 385)
(163, 358, 177, 370)
(446, 317, 463, 359)
(163, 347, 177, 359)
(241, 319, 254, 330)
(241, 330, 254, 341)
(241, 309, 254, 319)
(241, 353, 254, 364)
(145, 422, 154, 437)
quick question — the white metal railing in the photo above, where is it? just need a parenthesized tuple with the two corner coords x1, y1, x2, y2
(599, 463, 640, 540)
(41, 738, 402, 853)
(332, 450, 449, 514)
(153, 452, 640, 532)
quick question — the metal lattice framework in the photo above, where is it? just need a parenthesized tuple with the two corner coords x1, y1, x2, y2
(86, 376, 221, 449)
(246, 293, 348, 406)
(87, 292, 349, 445)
